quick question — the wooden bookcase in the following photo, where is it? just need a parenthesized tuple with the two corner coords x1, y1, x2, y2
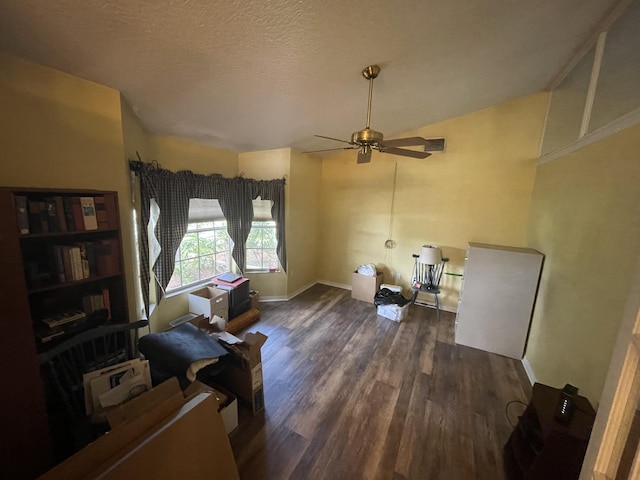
(504, 382, 596, 480)
(0, 186, 129, 479)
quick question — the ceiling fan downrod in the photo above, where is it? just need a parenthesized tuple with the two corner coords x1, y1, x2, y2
(362, 65, 380, 130)
(352, 64, 384, 147)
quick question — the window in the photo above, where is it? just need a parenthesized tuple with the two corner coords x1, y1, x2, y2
(246, 220, 279, 271)
(167, 199, 232, 292)
(246, 198, 279, 272)
(167, 220, 231, 291)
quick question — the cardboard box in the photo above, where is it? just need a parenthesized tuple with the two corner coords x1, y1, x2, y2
(189, 286, 229, 320)
(106, 377, 185, 429)
(184, 381, 238, 434)
(377, 303, 410, 322)
(351, 270, 384, 303)
(217, 331, 267, 415)
(40, 379, 240, 480)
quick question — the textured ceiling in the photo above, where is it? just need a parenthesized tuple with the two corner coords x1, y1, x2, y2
(0, 0, 616, 153)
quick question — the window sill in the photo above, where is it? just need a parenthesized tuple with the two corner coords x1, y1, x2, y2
(166, 279, 215, 298)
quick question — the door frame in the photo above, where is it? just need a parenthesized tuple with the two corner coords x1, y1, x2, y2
(580, 253, 640, 480)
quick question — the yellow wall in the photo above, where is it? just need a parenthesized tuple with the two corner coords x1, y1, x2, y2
(147, 135, 238, 178)
(318, 93, 548, 309)
(288, 149, 322, 295)
(526, 124, 640, 403)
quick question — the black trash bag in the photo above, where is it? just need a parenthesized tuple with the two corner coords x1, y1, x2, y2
(374, 288, 410, 307)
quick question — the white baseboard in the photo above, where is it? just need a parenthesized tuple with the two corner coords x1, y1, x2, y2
(287, 281, 317, 300)
(259, 280, 318, 303)
(317, 279, 351, 290)
(521, 356, 537, 385)
(259, 295, 289, 302)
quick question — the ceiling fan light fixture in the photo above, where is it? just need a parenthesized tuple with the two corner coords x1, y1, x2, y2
(357, 145, 372, 164)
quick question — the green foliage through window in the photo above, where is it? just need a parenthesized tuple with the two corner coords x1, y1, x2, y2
(246, 221, 279, 272)
(167, 221, 231, 291)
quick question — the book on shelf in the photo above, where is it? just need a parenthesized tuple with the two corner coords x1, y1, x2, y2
(80, 196, 98, 230)
(28, 200, 48, 234)
(96, 238, 120, 276)
(60, 245, 74, 281)
(62, 196, 76, 231)
(41, 310, 87, 328)
(14, 195, 29, 234)
(71, 197, 85, 231)
(70, 246, 84, 280)
(94, 196, 109, 229)
(45, 197, 59, 232)
(59, 245, 84, 281)
(51, 245, 66, 283)
(53, 195, 68, 232)
(38, 201, 49, 233)
(82, 293, 105, 314)
(74, 242, 90, 279)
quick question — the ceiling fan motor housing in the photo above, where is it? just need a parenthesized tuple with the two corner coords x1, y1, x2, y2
(351, 128, 383, 146)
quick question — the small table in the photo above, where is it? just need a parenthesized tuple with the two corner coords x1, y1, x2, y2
(503, 382, 596, 480)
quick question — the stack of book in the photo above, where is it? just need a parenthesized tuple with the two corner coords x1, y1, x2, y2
(50, 239, 120, 283)
(15, 194, 117, 235)
(35, 310, 87, 343)
(82, 288, 111, 319)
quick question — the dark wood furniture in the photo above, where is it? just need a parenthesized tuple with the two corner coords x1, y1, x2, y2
(0, 187, 130, 479)
(38, 319, 148, 463)
(504, 382, 596, 480)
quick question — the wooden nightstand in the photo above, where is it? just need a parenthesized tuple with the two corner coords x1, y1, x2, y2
(504, 382, 596, 480)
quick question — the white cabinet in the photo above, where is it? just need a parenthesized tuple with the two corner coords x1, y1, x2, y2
(455, 243, 544, 359)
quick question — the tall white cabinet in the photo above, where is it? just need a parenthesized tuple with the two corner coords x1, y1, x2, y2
(455, 243, 544, 359)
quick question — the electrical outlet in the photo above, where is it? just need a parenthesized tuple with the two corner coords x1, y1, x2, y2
(395, 272, 401, 281)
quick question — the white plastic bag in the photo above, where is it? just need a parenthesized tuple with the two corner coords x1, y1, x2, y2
(357, 263, 377, 276)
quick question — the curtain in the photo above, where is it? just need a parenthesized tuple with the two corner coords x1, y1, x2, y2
(133, 161, 286, 316)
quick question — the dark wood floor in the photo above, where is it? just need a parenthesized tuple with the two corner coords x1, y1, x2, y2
(229, 284, 532, 480)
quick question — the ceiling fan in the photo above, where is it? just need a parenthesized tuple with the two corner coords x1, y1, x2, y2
(306, 65, 445, 164)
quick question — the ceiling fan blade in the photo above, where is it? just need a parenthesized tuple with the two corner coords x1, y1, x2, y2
(381, 137, 446, 152)
(314, 134, 353, 145)
(303, 146, 357, 154)
(379, 137, 431, 147)
(381, 147, 432, 159)
(357, 147, 372, 164)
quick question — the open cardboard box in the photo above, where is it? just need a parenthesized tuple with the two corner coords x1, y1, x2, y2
(188, 285, 229, 320)
(352, 270, 383, 303)
(377, 302, 410, 322)
(183, 381, 238, 434)
(217, 331, 267, 415)
(39, 377, 239, 480)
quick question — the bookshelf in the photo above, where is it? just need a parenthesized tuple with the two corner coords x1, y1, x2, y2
(0, 186, 130, 479)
